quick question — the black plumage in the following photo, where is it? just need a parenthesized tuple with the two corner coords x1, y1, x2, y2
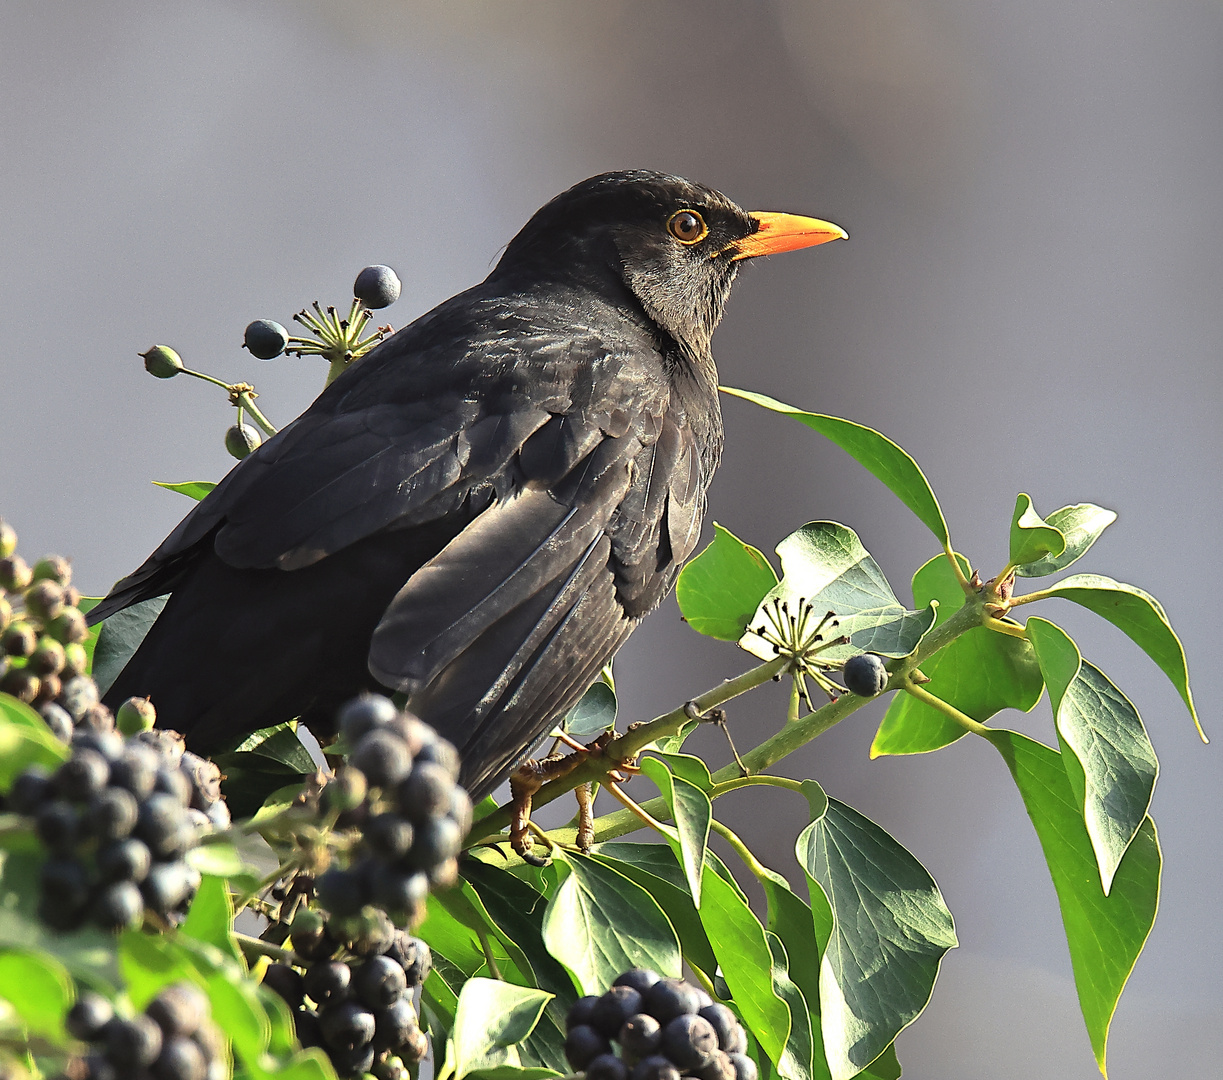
(89, 171, 844, 799)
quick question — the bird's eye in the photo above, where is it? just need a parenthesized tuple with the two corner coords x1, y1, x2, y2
(667, 210, 708, 245)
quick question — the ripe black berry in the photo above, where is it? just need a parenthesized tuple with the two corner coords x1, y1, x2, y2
(315, 866, 371, 918)
(630, 1054, 681, 1080)
(660, 1014, 717, 1070)
(699, 1004, 746, 1054)
(106, 1014, 164, 1068)
(147, 983, 208, 1038)
(8, 767, 51, 814)
(842, 653, 888, 697)
(588, 1054, 631, 1080)
(592, 985, 644, 1039)
(98, 838, 152, 884)
(353, 954, 407, 1010)
(619, 1012, 662, 1061)
(694, 1050, 736, 1080)
(66, 992, 114, 1041)
(350, 729, 412, 788)
(90, 787, 139, 842)
(93, 880, 145, 930)
(141, 861, 198, 913)
(262, 964, 305, 1009)
(567, 994, 600, 1030)
(404, 815, 463, 869)
(615, 968, 662, 995)
(151, 1036, 207, 1080)
(319, 1000, 376, 1051)
(329, 1043, 376, 1078)
(565, 1024, 611, 1070)
(366, 812, 414, 858)
(243, 319, 289, 360)
(135, 793, 191, 859)
(388, 934, 431, 987)
(39, 702, 74, 742)
(643, 978, 701, 1024)
(304, 959, 351, 1006)
(371, 997, 418, 1052)
(396, 762, 452, 824)
(727, 1053, 758, 1080)
(353, 265, 401, 309)
(35, 800, 81, 851)
(109, 746, 160, 800)
(337, 693, 399, 743)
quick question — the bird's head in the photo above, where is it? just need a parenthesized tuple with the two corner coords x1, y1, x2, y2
(492, 170, 846, 358)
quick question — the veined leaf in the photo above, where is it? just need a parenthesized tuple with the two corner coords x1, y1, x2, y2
(91, 595, 167, 696)
(872, 554, 1043, 756)
(450, 977, 557, 1080)
(0, 693, 69, 791)
(638, 756, 711, 903)
(559, 679, 617, 738)
(1009, 493, 1066, 567)
(741, 523, 937, 665)
(153, 480, 216, 501)
(1036, 574, 1204, 741)
(1026, 619, 1157, 894)
(799, 799, 956, 1080)
(721, 388, 949, 545)
(1016, 504, 1116, 577)
(678, 522, 779, 640)
(181, 874, 241, 963)
(985, 729, 1159, 1075)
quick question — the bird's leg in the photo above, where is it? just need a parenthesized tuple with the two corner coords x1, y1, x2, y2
(509, 752, 587, 865)
(574, 783, 595, 852)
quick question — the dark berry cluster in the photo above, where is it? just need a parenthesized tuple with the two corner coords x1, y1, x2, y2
(0, 525, 93, 718)
(565, 970, 757, 1080)
(310, 694, 472, 928)
(263, 916, 431, 1079)
(6, 724, 229, 932)
(64, 982, 224, 1080)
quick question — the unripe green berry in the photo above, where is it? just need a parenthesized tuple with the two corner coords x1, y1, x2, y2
(24, 580, 65, 621)
(225, 423, 262, 460)
(61, 641, 88, 677)
(0, 556, 32, 592)
(117, 695, 157, 735)
(0, 520, 16, 559)
(322, 765, 368, 813)
(30, 555, 71, 587)
(46, 608, 89, 645)
(141, 344, 184, 379)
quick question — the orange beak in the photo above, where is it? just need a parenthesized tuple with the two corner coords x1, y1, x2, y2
(728, 212, 848, 260)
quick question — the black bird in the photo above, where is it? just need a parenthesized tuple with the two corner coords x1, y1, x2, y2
(89, 171, 845, 799)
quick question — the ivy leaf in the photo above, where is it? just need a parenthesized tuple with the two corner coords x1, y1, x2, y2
(152, 480, 217, 501)
(0, 693, 69, 791)
(1026, 619, 1158, 894)
(0, 949, 72, 1039)
(767, 933, 817, 1080)
(799, 799, 957, 1080)
(560, 680, 617, 738)
(1009, 494, 1066, 567)
(721, 389, 950, 546)
(450, 977, 557, 1080)
(872, 554, 1043, 756)
(741, 523, 937, 665)
(858, 1045, 901, 1080)
(1037, 574, 1205, 741)
(677, 523, 779, 640)
(1015, 504, 1116, 577)
(541, 851, 681, 995)
(181, 874, 241, 963)
(91, 595, 167, 696)
(638, 757, 711, 904)
(699, 867, 792, 1070)
(985, 730, 1159, 1075)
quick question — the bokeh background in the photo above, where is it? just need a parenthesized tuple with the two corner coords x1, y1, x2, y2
(2, 1, 1220, 1076)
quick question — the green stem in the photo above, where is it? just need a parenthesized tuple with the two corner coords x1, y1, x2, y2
(477, 929, 503, 980)
(984, 616, 1027, 638)
(943, 542, 971, 591)
(234, 932, 303, 967)
(708, 818, 770, 881)
(1008, 587, 1055, 607)
(236, 390, 278, 436)
(902, 681, 991, 736)
(181, 368, 234, 391)
(711, 774, 806, 799)
(787, 678, 800, 724)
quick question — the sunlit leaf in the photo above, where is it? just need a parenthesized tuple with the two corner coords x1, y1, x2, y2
(0, 693, 69, 791)
(1016, 504, 1116, 577)
(1009, 494, 1066, 567)
(638, 757, 711, 903)
(722, 388, 949, 545)
(0, 949, 72, 1038)
(677, 523, 779, 640)
(451, 977, 557, 1080)
(152, 480, 217, 501)
(181, 874, 241, 963)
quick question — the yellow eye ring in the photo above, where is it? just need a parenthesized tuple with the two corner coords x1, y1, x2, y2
(667, 209, 708, 245)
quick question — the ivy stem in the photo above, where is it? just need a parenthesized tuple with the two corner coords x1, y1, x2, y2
(984, 616, 1027, 638)
(181, 367, 233, 391)
(902, 681, 991, 736)
(708, 818, 770, 881)
(944, 543, 971, 591)
(234, 932, 303, 967)
(711, 774, 806, 798)
(477, 929, 503, 980)
(605, 781, 671, 836)
(1008, 587, 1054, 607)
(235, 390, 277, 436)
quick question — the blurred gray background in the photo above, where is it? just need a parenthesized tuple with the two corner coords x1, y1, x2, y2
(2, 1, 1220, 1076)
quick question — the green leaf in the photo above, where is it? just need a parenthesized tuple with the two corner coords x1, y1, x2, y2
(91, 595, 167, 696)
(1009, 493, 1066, 567)
(451, 977, 557, 1080)
(542, 850, 681, 995)
(1036, 574, 1205, 741)
(205, 967, 273, 1075)
(697, 867, 792, 1069)
(1016, 504, 1116, 577)
(722, 388, 950, 545)
(761, 878, 825, 1076)
(186, 842, 246, 880)
(1026, 619, 1158, 895)
(0, 949, 72, 1039)
(984, 729, 1160, 1074)
(741, 523, 937, 665)
(767, 934, 816, 1080)
(858, 1045, 901, 1080)
(677, 522, 779, 640)
(214, 722, 317, 819)
(0, 693, 69, 791)
(586, 847, 717, 979)
(181, 875, 242, 963)
(638, 757, 711, 903)
(872, 554, 1043, 756)
(153, 480, 217, 501)
(560, 679, 617, 738)
(799, 799, 957, 1080)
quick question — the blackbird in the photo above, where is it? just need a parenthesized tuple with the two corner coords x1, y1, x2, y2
(89, 171, 845, 799)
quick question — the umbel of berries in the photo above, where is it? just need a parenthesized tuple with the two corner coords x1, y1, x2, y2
(311, 694, 472, 928)
(8, 723, 229, 931)
(264, 925, 432, 1079)
(65, 981, 225, 1080)
(565, 969, 757, 1080)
